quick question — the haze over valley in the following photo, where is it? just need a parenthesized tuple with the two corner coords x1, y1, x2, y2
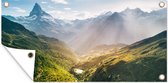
(4, 3, 167, 55)
(2, 2, 167, 82)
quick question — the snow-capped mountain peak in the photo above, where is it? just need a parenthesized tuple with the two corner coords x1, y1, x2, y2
(29, 3, 50, 17)
(104, 11, 113, 16)
(121, 8, 144, 16)
(3, 3, 166, 51)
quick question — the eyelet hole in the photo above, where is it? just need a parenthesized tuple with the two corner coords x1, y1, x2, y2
(4, 2, 9, 8)
(28, 52, 33, 58)
(159, 74, 165, 81)
(159, 1, 165, 8)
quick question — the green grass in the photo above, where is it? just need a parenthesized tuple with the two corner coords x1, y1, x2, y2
(90, 31, 167, 82)
(2, 17, 167, 82)
(74, 31, 167, 82)
(2, 17, 77, 82)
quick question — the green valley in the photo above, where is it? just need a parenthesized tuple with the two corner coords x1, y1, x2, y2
(2, 16, 167, 82)
(73, 31, 167, 82)
(2, 17, 77, 82)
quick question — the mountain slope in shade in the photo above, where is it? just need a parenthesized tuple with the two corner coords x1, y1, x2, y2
(2, 17, 77, 82)
(127, 31, 167, 50)
(73, 31, 167, 82)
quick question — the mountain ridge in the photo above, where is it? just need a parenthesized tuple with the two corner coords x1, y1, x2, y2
(91, 30, 167, 81)
(3, 3, 167, 55)
(73, 30, 167, 81)
(2, 16, 77, 81)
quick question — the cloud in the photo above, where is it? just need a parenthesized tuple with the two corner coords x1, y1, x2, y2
(51, 0, 68, 4)
(12, 7, 26, 13)
(48, 9, 95, 20)
(48, 10, 65, 18)
(64, 7, 71, 10)
(49, 10, 64, 14)
(47, 0, 162, 20)
(48, 5, 54, 9)
(75, 11, 92, 19)
(41, 1, 47, 4)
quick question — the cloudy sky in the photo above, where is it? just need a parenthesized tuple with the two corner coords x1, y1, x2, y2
(2, 0, 166, 20)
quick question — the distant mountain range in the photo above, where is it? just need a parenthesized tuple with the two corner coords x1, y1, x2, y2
(3, 3, 72, 40)
(3, 3, 167, 55)
(68, 7, 166, 54)
(2, 3, 167, 82)
(2, 15, 167, 82)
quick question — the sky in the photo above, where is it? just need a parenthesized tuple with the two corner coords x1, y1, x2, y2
(2, 0, 166, 20)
